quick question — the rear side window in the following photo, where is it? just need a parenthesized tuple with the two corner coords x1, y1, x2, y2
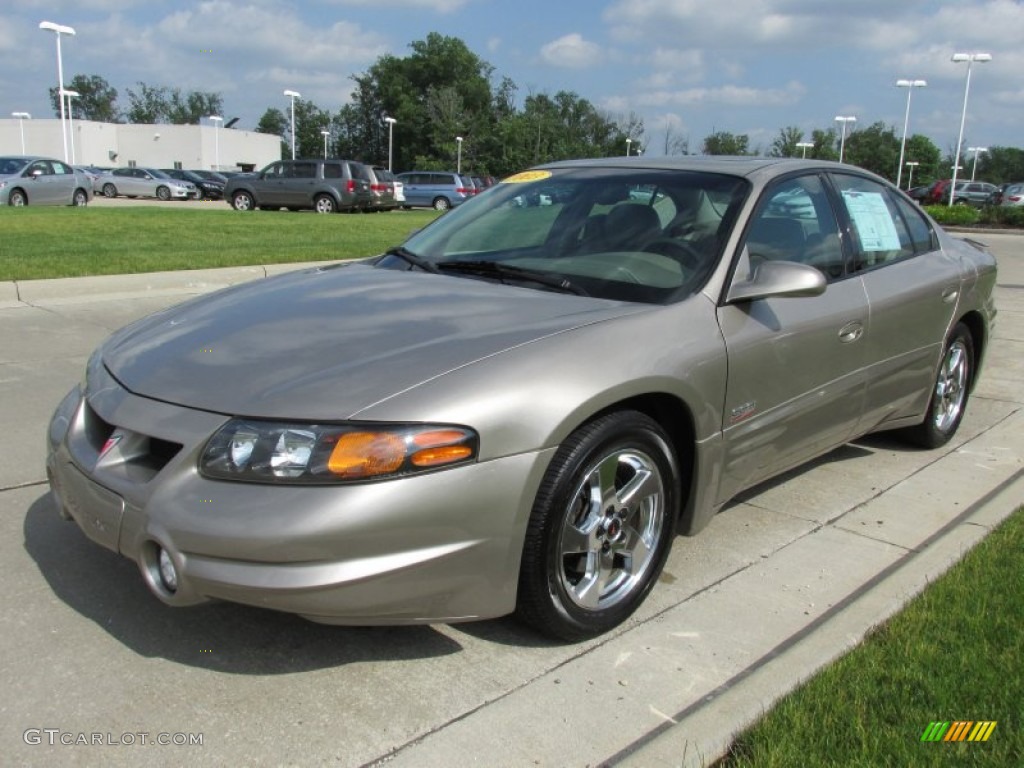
(323, 163, 343, 179)
(831, 174, 920, 270)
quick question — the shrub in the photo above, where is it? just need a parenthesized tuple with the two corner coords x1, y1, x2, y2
(924, 205, 980, 226)
(979, 205, 1024, 228)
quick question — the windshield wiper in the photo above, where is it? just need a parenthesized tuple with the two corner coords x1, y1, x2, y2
(383, 246, 440, 273)
(436, 260, 589, 296)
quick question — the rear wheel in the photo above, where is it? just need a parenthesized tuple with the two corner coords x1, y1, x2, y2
(9, 189, 27, 206)
(516, 411, 678, 641)
(902, 322, 973, 448)
(72, 188, 89, 207)
(314, 194, 337, 214)
(102, 183, 117, 198)
(231, 191, 255, 211)
(156, 186, 171, 201)
(432, 196, 451, 211)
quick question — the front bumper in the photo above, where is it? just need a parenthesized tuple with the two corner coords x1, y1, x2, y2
(46, 369, 552, 624)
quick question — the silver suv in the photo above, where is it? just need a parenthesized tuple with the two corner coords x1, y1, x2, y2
(226, 159, 373, 213)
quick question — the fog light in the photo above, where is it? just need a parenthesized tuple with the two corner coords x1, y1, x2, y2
(158, 547, 178, 593)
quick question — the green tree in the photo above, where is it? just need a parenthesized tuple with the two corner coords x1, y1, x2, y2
(125, 83, 168, 123)
(768, 126, 804, 158)
(900, 134, 943, 188)
(702, 131, 751, 155)
(809, 128, 839, 161)
(125, 82, 224, 124)
(48, 74, 120, 122)
(974, 146, 1024, 185)
(290, 99, 331, 159)
(842, 122, 901, 180)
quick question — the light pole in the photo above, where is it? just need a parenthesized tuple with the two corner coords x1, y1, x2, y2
(208, 115, 223, 170)
(383, 116, 396, 171)
(834, 116, 856, 163)
(949, 52, 992, 205)
(62, 89, 79, 164)
(283, 89, 301, 159)
(12, 112, 30, 154)
(967, 146, 988, 181)
(795, 141, 814, 158)
(895, 79, 926, 189)
(39, 21, 76, 163)
(625, 137, 632, 156)
(321, 129, 330, 159)
(905, 161, 919, 190)
(455, 136, 463, 174)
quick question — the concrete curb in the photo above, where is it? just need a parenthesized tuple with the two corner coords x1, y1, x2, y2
(2, 261, 336, 308)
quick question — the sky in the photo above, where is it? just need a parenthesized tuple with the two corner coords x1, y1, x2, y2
(3, 0, 1022, 157)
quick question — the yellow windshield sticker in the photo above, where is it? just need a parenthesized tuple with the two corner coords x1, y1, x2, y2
(502, 170, 552, 184)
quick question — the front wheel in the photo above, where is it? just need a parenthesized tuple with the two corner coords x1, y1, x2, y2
(231, 191, 255, 211)
(9, 189, 27, 206)
(432, 196, 451, 211)
(902, 322, 974, 448)
(516, 411, 678, 641)
(156, 186, 171, 201)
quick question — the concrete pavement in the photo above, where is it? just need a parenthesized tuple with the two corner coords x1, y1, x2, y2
(0, 234, 1021, 767)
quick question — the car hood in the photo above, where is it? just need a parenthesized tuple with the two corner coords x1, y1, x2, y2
(102, 263, 646, 420)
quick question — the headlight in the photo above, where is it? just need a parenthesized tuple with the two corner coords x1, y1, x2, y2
(200, 420, 479, 484)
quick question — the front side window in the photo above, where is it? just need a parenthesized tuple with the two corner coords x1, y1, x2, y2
(26, 160, 53, 176)
(744, 174, 845, 280)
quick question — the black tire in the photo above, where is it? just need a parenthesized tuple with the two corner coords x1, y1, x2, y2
(9, 189, 27, 207)
(156, 186, 171, 201)
(516, 411, 679, 641)
(72, 188, 89, 207)
(314, 194, 337, 214)
(901, 322, 974, 448)
(432, 196, 451, 211)
(231, 191, 255, 211)
(102, 183, 117, 198)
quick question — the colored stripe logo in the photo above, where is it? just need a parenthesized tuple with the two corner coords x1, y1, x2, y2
(921, 721, 997, 742)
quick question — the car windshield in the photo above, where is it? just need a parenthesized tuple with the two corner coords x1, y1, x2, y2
(147, 169, 173, 179)
(0, 157, 30, 176)
(381, 167, 749, 304)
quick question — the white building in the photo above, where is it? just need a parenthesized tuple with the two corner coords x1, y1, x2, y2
(0, 117, 280, 171)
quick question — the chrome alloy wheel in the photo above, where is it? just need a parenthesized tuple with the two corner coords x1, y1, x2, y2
(933, 338, 969, 433)
(556, 448, 665, 610)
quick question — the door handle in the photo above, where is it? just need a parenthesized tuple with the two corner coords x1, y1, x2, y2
(942, 286, 959, 304)
(838, 320, 864, 343)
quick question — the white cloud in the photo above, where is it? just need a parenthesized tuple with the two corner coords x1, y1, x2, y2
(539, 33, 602, 69)
(636, 80, 806, 109)
(326, 0, 473, 11)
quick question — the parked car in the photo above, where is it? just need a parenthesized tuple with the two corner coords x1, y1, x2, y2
(0, 155, 92, 207)
(162, 169, 224, 200)
(907, 185, 931, 204)
(923, 178, 952, 205)
(365, 166, 398, 211)
(225, 159, 372, 213)
(999, 182, 1024, 207)
(951, 181, 998, 207)
(98, 167, 198, 201)
(395, 170, 472, 210)
(46, 156, 996, 641)
(190, 170, 230, 185)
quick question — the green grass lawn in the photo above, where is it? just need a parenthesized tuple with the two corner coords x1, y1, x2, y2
(717, 506, 1023, 767)
(0, 206, 440, 281)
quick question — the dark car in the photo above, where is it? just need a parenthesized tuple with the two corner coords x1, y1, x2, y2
(162, 169, 225, 200)
(907, 185, 931, 204)
(365, 166, 398, 211)
(225, 159, 372, 213)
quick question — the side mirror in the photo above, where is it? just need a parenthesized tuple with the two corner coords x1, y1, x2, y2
(726, 256, 827, 304)
(30, 169, 44, 178)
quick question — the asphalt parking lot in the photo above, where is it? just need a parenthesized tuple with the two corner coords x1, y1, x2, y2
(1, 234, 1021, 767)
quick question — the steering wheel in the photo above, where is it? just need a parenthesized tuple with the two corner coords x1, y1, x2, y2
(642, 238, 703, 271)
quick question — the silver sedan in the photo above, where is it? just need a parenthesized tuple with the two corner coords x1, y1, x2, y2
(97, 167, 198, 200)
(46, 157, 997, 640)
(0, 155, 92, 206)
